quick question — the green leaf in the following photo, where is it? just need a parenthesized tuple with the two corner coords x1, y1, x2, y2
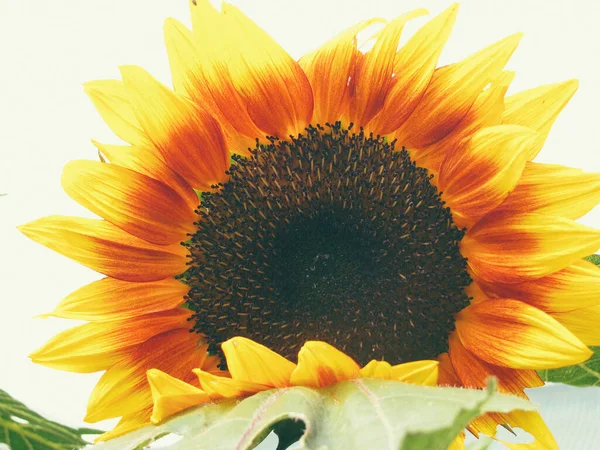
(0, 389, 102, 450)
(538, 254, 600, 387)
(540, 348, 600, 387)
(94, 378, 534, 450)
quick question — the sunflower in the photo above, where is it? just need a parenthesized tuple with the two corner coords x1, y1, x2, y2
(18, 0, 600, 448)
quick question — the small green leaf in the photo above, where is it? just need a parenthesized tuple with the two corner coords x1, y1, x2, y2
(540, 348, 600, 387)
(0, 389, 102, 450)
(94, 378, 534, 450)
(585, 254, 600, 266)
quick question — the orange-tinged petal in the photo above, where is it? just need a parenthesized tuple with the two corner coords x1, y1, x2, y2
(551, 305, 600, 346)
(465, 279, 490, 304)
(147, 368, 210, 423)
(30, 309, 192, 373)
(194, 368, 270, 400)
(163, 17, 259, 155)
(448, 332, 543, 398)
(390, 360, 439, 386)
(437, 353, 461, 387)
(461, 211, 600, 284)
(42, 277, 188, 321)
(439, 125, 539, 224)
(495, 162, 600, 220)
(290, 341, 360, 388)
(299, 19, 383, 125)
(220, 3, 313, 137)
(475, 259, 600, 313)
(221, 337, 296, 388)
(349, 9, 428, 126)
(94, 407, 152, 442)
(413, 70, 514, 176)
(83, 80, 147, 147)
(120, 65, 229, 191)
(359, 360, 392, 379)
(62, 160, 196, 245)
(85, 328, 207, 422)
(497, 409, 558, 449)
(503, 79, 578, 155)
(369, 5, 458, 135)
(18, 216, 188, 282)
(455, 299, 592, 369)
(396, 33, 522, 148)
(92, 141, 199, 212)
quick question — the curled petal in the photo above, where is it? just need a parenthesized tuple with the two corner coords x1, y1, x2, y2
(439, 125, 539, 224)
(221, 337, 296, 387)
(290, 341, 360, 388)
(120, 65, 229, 191)
(62, 160, 196, 245)
(29, 309, 192, 373)
(194, 369, 270, 400)
(495, 162, 600, 220)
(461, 211, 600, 284)
(455, 299, 592, 369)
(18, 216, 188, 282)
(369, 4, 458, 135)
(147, 369, 210, 423)
(390, 360, 438, 386)
(42, 277, 188, 321)
(396, 33, 522, 148)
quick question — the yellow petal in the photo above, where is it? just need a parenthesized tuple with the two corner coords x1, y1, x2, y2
(43, 277, 188, 321)
(503, 79, 578, 154)
(348, 9, 428, 126)
(147, 368, 210, 423)
(299, 19, 383, 125)
(92, 141, 198, 211)
(500, 409, 558, 450)
(447, 431, 466, 450)
(439, 125, 539, 224)
(120, 65, 229, 191)
(413, 70, 514, 176)
(93, 408, 152, 442)
(448, 332, 543, 398)
(390, 360, 439, 386)
(290, 341, 360, 388)
(219, 3, 314, 137)
(30, 309, 192, 373)
(495, 162, 600, 220)
(369, 4, 458, 135)
(85, 328, 206, 422)
(551, 305, 600, 346)
(163, 17, 260, 154)
(221, 337, 296, 388)
(396, 33, 522, 148)
(18, 216, 187, 282)
(359, 360, 392, 379)
(461, 211, 600, 284)
(194, 368, 270, 400)
(83, 80, 147, 147)
(455, 299, 592, 369)
(475, 259, 600, 313)
(62, 160, 196, 245)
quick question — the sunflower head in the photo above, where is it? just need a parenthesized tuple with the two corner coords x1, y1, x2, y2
(19, 1, 600, 448)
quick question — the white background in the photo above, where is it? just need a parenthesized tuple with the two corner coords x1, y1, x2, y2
(1, 0, 599, 448)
